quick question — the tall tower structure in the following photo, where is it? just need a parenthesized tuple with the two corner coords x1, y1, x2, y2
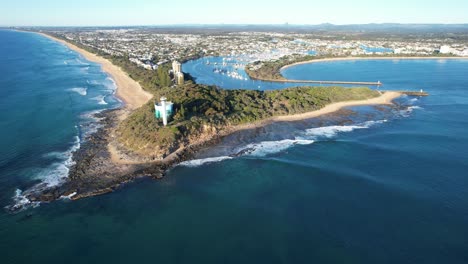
(154, 97, 173, 126)
(160, 97, 168, 126)
(176, 72, 184, 85)
(172, 61, 182, 74)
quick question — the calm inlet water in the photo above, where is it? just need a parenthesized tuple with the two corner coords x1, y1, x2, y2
(1, 30, 468, 263)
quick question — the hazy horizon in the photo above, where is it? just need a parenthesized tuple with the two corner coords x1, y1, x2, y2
(2, 0, 467, 27)
(4, 22, 468, 28)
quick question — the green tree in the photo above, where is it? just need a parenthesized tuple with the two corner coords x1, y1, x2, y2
(180, 105, 185, 119)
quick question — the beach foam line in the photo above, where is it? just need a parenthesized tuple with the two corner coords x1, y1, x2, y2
(39, 33, 153, 110)
(4, 189, 40, 213)
(179, 156, 233, 167)
(92, 95, 108, 105)
(79, 110, 106, 139)
(305, 120, 388, 139)
(399, 105, 423, 117)
(238, 139, 315, 157)
(38, 136, 80, 187)
(60, 192, 77, 200)
(5, 135, 81, 212)
(69, 87, 87, 96)
(179, 119, 391, 167)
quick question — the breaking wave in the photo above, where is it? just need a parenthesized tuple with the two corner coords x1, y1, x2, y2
(69, 87, 87, 96)
(60, 192, 77, 200)
(239, 139, 315, 157)
(179, 156, 233, 167)
(305, 120, 387, 139)
(5, 189, 40, 212)
(92, 95, 108, 105)
(399, 105, 423, 117)
(178, 119, 389, 167)
(38, 136, 80, 187)
(79, 110, 105, 139)
(5, 136, 81, 212)
(105, 77, 117, 92)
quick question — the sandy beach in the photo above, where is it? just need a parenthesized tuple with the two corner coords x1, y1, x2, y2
(281, 56, 468, 71)
(37, 33, 402, 166)
(39, 33, 153, 110)
(109, 91, 401, 165)
(230, 91, 401, 131)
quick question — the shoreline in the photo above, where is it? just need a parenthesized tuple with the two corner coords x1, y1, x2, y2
(110, 91, 402, 165)
(38, 33, 153, 110)
(245, 56, 468, 84)
(280, 56, 468, 71)
(223, 91, 401, 134)
(18, 33, 405, 204)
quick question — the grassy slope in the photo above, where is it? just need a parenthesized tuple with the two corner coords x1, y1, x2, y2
(117, 84, 379, 156)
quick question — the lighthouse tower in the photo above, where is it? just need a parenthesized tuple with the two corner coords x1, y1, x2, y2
(160, 97, 168, 126)
(154, 97, 174, 126)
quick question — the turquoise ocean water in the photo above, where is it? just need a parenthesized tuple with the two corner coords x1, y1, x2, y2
(1, 30, 468, 263)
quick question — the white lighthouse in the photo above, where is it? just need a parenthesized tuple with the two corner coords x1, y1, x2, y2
(154, 97, 174, 126)
(161, 97, 168, 126)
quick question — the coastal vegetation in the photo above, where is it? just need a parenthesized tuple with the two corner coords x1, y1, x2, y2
(48, 33, 381, 159)
(116, 84, 379, 157)
(245, 54, 319, 80)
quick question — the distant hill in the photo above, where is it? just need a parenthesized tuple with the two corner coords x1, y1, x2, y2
(9, 24, 468, 40)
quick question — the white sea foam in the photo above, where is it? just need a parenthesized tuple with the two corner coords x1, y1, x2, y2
(400, 106, 423, 117)
(6, 136, 82, 212)
(104, 77, 117, 93)
(80, 109, 105, 121)
(233, 120, 386, 157)
(69, 87, 87, 96)
(92, 95, 108, 105)
(60, 192, 77, 200)
(305, 120, 387, 139)
(36, 136, 80, 187)
(179, 156, 233, 167)
(4, 189, 40, 212)
(87, 80, 100, 86)
(75, 58, 90, 66)
(178, 119, 389, 166)
(408, 106, 423, 111)
(81, 122, 104, 140)
(305, 125, 365, 138)
(239, 139, 315, 157)
(79, 110, 106, 140)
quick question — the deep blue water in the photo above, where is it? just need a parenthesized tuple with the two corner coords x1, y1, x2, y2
(2, 30, 468, 264)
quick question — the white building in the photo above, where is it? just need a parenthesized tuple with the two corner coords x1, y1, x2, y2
(154, 97, 174, 126)
(172, 61, 182, 73)
(172, 61, 184, 85)
(175, 72, 184, 85)
(440, 45, 453, 54)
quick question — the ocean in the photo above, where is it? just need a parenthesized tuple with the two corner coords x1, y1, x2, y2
(1, 30, 468, 263)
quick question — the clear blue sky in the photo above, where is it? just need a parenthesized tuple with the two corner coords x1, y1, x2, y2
(2, 0, 468, 26)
